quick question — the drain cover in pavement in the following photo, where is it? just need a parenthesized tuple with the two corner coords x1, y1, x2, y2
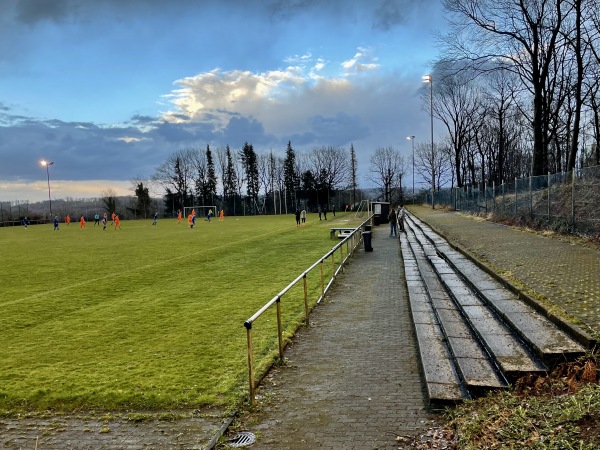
(227, 431, 256, 447)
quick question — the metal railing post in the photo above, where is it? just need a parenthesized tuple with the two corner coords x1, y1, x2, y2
(303, 274, 309, 324)
(320, 260, 325, 299)
(331, 249, 336, 278)
(276, 296, 284, 361)
(244, 321, 255, 406)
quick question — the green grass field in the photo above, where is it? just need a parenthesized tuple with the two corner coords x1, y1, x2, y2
(0, 212, 362, 413)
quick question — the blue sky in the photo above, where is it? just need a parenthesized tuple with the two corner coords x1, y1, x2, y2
(0, 0, 446, 202)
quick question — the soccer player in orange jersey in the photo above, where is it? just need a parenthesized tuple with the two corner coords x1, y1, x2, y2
(65, 214, 71, 226)
(219, 209, 224, 221)
(79, 214, 86, 229)
(177, 210, 182, 224)
(114, 214, 121, 230)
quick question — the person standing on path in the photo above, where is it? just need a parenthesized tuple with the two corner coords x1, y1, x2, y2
(398, 205, 406, 232)
(300, 209, 306, 224)
(295, 209, 301, 227)
(388, 207, 397, 236)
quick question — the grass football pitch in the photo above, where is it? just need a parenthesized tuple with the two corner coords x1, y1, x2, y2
(0, 212, 361, 412)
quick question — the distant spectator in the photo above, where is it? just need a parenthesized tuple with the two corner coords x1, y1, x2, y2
(295, 209, 301, 227)
(398, 205, 406, 232)
(388, 208, 397, 237)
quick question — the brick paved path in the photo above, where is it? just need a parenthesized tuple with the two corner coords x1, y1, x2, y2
(0, 411, 226, 449)
(411, 206, 600, 341)
(234, 224, 434, 450)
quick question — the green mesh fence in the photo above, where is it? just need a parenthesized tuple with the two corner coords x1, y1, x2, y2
(418, 165, 600, 234)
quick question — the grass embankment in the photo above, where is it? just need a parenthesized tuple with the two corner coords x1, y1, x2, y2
(0, 212, 361, 413)
(406, 358, 600, 450)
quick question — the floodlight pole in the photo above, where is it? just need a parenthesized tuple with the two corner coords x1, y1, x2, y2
(423, 75, 434, 209)
(406, 136, 415, 203)
(41, 160, 54, 217)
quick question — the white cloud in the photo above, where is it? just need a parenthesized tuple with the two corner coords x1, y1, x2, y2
(161, 48, 386, 141)
(0, 180, 132, 203)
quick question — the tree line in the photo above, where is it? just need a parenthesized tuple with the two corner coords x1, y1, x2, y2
(134, 142, 372, 217)
(129, 141, 413, 218)
(417, 0, 600, 192)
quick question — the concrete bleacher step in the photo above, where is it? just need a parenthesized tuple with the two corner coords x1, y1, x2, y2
(401, 234, 467, 403)
(408, 223, 547, 381)
(409, 215, 587, 365)
(407, 234, 510, 390)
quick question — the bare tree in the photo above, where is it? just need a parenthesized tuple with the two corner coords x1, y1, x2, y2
(442, 0, 572, 176)
(367, 146, 406, 203)
(414, 142, 452, 192)
(306, 146, 349, 208)
(428, 61, 484, 187)
(151, 148, 194, 211)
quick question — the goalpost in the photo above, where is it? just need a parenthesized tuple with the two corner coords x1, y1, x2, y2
(354, 199, 371, 218)
(183, 205, 218, 220)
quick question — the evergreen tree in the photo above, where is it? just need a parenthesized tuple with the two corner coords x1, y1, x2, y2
(350, 144, 358, 207)
(206, 145, 217, 206)
(283, 141, 300, 210)
(134, 182, 151, 219)
(223, 146, 238, 214)
(240, 142, 260, 214)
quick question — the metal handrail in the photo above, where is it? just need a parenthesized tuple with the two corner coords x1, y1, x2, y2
(243, 214, 373, 405)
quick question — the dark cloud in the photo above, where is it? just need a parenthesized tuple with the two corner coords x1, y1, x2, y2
(373, 0, 424, 31)
(13, 0, 78, 25)
(307, 112, 370, 146)
(267, 0, 422, 30)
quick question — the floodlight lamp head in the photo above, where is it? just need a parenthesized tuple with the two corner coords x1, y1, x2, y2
(406, 136, 415, 140)
(422, 74, 432, 83)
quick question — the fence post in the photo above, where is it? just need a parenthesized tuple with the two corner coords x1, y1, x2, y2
(547, 172, 551, 224)
(244, 322, 255, 406)
(529, 174, 533, 214)
(276, 296, 284, 362)
(492, 181, 496, 213)
(572, 169, 576, 231)
(484, 182, 488, 214)
(515, 177, 518, 215)
(502, 180, 505, 213)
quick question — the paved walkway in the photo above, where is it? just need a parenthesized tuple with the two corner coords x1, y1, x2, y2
(230, 223, 434, 449)
(409, 206, 600, 342)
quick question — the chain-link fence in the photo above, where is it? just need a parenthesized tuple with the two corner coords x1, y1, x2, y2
(420, 165, 600, 234)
